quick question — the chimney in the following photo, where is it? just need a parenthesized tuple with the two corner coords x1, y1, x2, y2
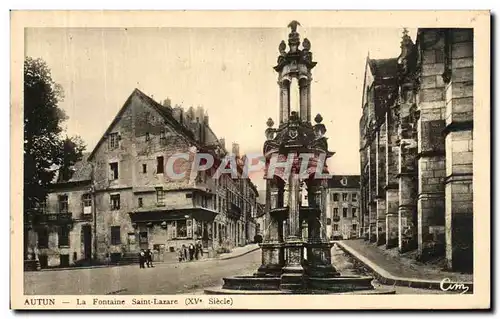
(219, 138, 226, 151)
(163, 98, 172, 108)
(172, 105, 184, 125)
(232, 143, 240, 158)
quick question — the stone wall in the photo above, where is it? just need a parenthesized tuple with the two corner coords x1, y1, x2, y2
(444, 29, 474, 272)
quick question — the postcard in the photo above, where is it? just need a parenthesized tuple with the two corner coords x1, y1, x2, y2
(11, 10, 490, 310)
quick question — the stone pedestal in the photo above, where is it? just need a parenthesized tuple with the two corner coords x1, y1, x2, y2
(280, 240, 305, 291)
(305, 242, 339, 277)
(256, 242, 284, 277)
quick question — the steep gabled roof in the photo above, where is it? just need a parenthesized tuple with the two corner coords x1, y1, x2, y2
(51, 152, 92, 184)
(87, 88, 199, 161)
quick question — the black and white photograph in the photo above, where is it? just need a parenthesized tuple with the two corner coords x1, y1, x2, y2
(10, 10, 490, 310)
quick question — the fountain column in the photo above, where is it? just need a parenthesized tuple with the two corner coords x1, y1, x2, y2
(280, 166, 305, 290)
(306, 178, 339, 278)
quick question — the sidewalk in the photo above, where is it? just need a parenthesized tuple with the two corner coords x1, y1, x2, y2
(38, 244, 261, 272)
(336, 239, 473, 291)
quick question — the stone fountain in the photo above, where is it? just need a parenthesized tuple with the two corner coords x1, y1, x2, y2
(205, 21, 395, 295)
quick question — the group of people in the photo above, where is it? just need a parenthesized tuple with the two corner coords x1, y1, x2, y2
(138, 249, 154, 268)
(178, 241, 204, 262)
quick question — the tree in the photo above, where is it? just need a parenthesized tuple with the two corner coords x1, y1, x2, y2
(24, 57, 86, 214)
(57, 136, 86, 182)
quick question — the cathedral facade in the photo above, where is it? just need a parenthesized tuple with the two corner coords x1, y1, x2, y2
(359, 28, 474, 272)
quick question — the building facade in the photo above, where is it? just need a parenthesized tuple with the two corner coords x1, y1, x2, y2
(325, 175, 361, 240)
(359, 28, 473, 272)
(25, 89, 259, 268)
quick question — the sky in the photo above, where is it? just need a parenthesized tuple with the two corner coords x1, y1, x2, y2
(25, 27, 416, 190)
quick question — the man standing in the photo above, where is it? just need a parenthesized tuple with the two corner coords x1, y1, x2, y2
(188, 243, 195, 261)
(146, 249, 154, 268)
(138, 250, 146, 269)
(196, 241, 203, 259)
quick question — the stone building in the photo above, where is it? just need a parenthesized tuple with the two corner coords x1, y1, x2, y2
(359, 28, 473, 272)
(25, 88, 258, 268)
(324, 175, 361, 240)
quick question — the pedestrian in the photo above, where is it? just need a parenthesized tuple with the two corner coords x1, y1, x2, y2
(188, 243, 195, 261)
(194, 243, 199, 260)
(197, 241, 203, 259)
(138, 249, 146, 269)
(182, 244, 188, 262)
(177, 248, 183, 262)
(146, 249, 154, 268)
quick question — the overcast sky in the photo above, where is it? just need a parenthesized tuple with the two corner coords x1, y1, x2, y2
(25, 27, 416, 190)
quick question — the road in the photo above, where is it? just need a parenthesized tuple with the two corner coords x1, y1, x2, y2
(24, 246, 449, 295)
(24, 251, 262, 295)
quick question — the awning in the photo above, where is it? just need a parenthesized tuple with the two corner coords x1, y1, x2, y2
(129, 207, 218, 223)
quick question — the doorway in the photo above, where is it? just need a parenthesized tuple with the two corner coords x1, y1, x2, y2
(82, 225, 92, 260)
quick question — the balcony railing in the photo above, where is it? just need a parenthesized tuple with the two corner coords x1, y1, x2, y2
(227, 202, 242, 218)
(33, 212, 73, 225)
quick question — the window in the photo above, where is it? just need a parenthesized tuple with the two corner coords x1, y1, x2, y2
(157, 156, 164, 174)
(326, 218, 332, 225)
(343, 208, 348, 218)
(110, 226, 121, 245)
(333, 224, 339, 231)
(176, 220, 187, 238)
(108, 132, 119, 149)
(145, 132, 150, 141)
(352, 193, 358, 202)
(58, 226, 70, 247)
(110, 194, 120, 210)
(142, 164, 147, 173)
(333, 193, 339, 202)
(342, 193, 348, 201)
(58, 195, 68, 213)
(38, 228, 48, 248)
(109, 162, 119, 180)
(352, 208, 357, 217)
(333, 208, 339, 217)
(139, 232, 148, 244)
(38, 200, 47, 213)
(138, 197, 143, 208)
(156, 188, 165, 205)
(352, 224, 357, 231)
(186, 193, 193, 199)
(82, 193, 92, 215)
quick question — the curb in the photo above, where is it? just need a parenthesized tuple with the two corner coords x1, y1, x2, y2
(34, 246, 261, 272)
(335, 241, 474, 292)
(217, 246, 261, 261)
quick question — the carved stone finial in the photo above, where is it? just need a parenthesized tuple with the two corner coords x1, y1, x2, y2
(288, 20, 301, 33)
(266, 117, 275, 128)
(302, 38, 311, 51)
(314, 113, 323, 124)
(279, 40, 286, 55)
(400, 28, 412, 48)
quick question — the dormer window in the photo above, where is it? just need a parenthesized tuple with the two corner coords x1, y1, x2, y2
(341, 177, 348, 186)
